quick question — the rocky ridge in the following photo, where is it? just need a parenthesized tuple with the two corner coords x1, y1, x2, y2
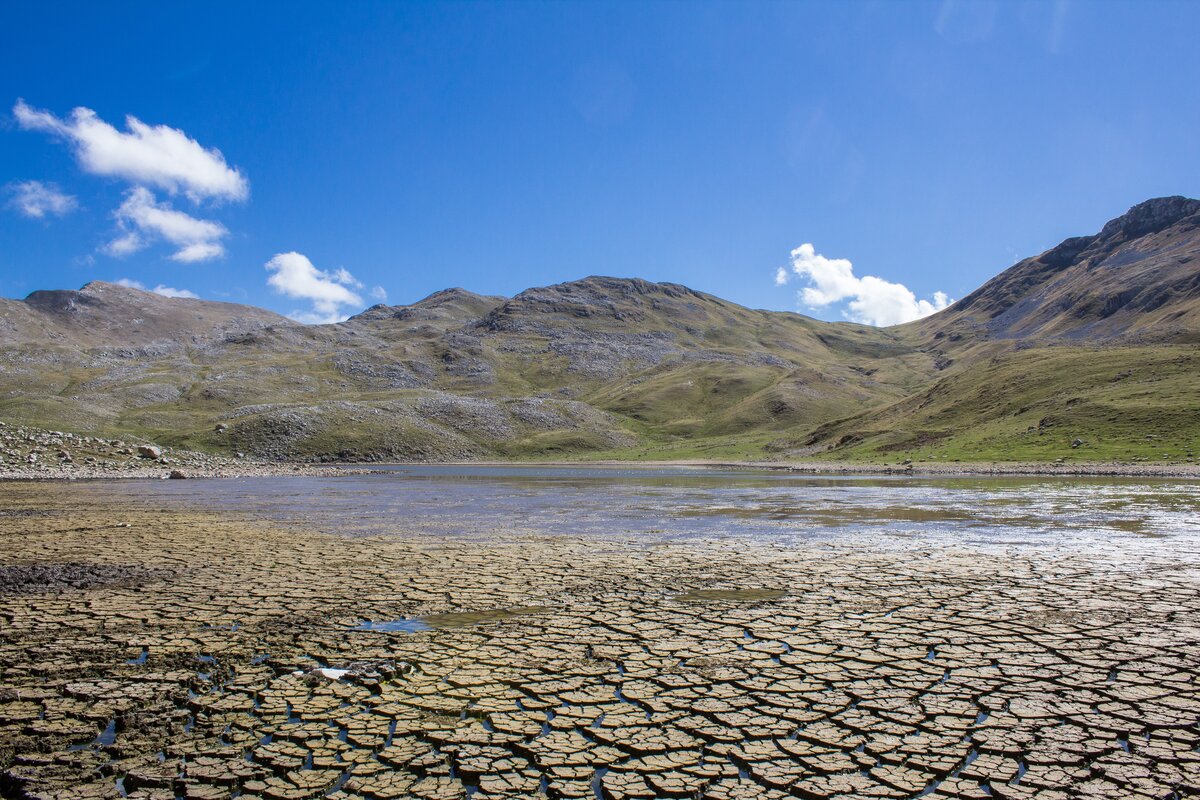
(0, 197, 1198, 464)
(918, 196, 1200, 344)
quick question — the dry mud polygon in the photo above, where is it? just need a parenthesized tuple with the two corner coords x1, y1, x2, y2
(0, 484, 1197, 799)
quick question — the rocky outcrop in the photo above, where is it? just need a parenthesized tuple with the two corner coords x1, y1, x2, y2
(5, 281, 294, 349)
(918, 196, 1200, 343)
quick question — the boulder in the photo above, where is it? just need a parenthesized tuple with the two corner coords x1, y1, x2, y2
(137, 445, 163, 459)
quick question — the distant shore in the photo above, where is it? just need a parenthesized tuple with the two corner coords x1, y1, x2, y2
(5, 457, 1198, 481)
(419, 458, 1200, 479)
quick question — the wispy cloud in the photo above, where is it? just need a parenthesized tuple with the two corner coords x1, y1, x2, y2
(113, 277, 199, 299)
(265, 252, 364, 324)
(104, 187, 228, 262)
(935, 0, 999, 44)
(148, 284, 200, 299)
(14, 99, 248, 203)
(777, 243, 952, 326)
(6, 180, 77, 219)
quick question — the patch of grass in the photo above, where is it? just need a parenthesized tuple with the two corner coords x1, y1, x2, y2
(799, 346, 1200, 463)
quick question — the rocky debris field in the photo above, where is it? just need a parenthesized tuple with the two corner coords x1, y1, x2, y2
(0, 484, 1197, 799)
(0, 423, 372, 480)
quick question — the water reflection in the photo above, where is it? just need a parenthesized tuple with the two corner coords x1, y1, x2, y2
(63, 465, 1200, 556)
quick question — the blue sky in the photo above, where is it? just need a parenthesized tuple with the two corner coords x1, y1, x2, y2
(2, 1, 1198, 324)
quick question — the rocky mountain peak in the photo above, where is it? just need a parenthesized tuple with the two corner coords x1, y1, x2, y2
(504, 276, 703, 309)
(1098, 195, 1200, 241)
(919, 194, 1200, 342)
(348, 287, 506, 324)
(25, 281, 183, 315)
(11, 279, 292, 347)
(79, 280, 133, 294)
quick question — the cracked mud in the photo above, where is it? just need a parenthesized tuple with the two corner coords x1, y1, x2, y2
(0, 478, 1198, 800)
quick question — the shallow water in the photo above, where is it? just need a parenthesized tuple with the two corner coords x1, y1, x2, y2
(71, 465, 1200, 555)
(4, 467, 1199, 797)
(354, 606, 553, 632)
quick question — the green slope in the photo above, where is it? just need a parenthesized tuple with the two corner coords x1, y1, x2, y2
(789, 346, 1200, 463)
(1, 197, 1199, 464)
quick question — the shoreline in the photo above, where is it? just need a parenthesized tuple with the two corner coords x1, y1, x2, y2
(0, 463, 381, 481)
(4, 457, 1198, 481)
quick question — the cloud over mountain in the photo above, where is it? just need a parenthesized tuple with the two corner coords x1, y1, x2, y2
(265, 252, 364, 324)
(113, 277, 199, 299)
(105, 187, 228, 262)
(778, 243, 951, 326)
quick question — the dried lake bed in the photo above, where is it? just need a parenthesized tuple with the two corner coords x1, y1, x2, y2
(1, 466, 1198, 799)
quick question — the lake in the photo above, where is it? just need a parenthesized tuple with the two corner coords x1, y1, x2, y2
(69, 464, 1200, 554)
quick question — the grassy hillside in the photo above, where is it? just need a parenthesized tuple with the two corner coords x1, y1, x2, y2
(788, 345, 1200, 463)
(1, 198, 1198, 464)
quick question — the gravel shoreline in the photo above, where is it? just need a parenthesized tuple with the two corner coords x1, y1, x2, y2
(699, 458, 1200, 478)
(5, 458, 1199, 481)
(0, 463, 381, 481)
(5, 420, 1197, 481)
(408, 457, 1200, 478)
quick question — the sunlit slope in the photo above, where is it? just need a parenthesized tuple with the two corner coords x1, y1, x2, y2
(784, 197, 1200, 463)
(787, 346, 1200, 462)
(0, 277, 929, 460)
(911, 196, 1200, 351)
(1, 197, 1198, 463)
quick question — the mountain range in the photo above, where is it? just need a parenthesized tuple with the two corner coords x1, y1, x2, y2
(2, 196, 1198, 464)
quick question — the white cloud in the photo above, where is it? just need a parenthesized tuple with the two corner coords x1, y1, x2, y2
(333, 267, 363, 289)
(104, 187, 227, 262)
(150, 284, 200, 299)
(370, 285, 388, 302)
(172, 242, 225, 263)
(104, 232, 144, 257)
(7, 180, 77, 219)
(777, 243, 953, 326)
(265, 252, 364, 324)
(14, 100, 248, 203)
(113, 277, 199, 299)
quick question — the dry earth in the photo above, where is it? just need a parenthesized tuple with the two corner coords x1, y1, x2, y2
(0, 484, 1197, 800)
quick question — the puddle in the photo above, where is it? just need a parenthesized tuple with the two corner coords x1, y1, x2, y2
(292, 667, 349, 680)
(353, 606, 552, 632)
(353, 618, 432, 633)
(672, 588, 786, 602)
(70, 718, 117, 751)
